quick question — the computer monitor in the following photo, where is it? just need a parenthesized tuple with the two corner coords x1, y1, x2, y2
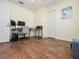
(17, 21, 25, 26)
(10, 20, 16, 26)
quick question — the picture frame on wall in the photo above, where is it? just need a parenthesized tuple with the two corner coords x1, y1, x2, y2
(61, 6, 72, 19)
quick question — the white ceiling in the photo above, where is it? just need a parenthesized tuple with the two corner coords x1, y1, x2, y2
(8, 0, 62, 11)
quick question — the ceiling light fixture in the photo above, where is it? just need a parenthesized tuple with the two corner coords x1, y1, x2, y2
(32, 0, 35, 6)
(31, 0, 46, 7)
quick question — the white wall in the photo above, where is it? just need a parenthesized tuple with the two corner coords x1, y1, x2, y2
(0, 0, 34, 43)
(7, 1, 34, 28)
(34, 0, 79, 41)
(34, 8, 43, 27)
(33, 8, 47, 37)
(0, 0, 79, 42)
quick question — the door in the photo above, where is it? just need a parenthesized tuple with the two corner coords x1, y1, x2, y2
(0, 4, 10, 43)
(47, 10, 56, 38)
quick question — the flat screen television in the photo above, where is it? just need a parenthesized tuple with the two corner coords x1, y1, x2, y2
(10, 20, 16, 26)
(17, 21, 25, 26)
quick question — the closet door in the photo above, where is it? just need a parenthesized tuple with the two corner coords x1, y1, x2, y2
(0, 4, 10, 43)
(47, 10, 56, 38)
(0, 4, 3, 41)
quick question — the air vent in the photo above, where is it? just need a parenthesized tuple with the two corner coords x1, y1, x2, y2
(19, 1, 24, 5)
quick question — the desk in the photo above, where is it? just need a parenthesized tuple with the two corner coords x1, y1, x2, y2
(11, 28, 27, 42)
(29, 28, 36, 37)
(29, 26, 43, 38)
(11, 33, 18, 42)
(35, 26, 43, 38)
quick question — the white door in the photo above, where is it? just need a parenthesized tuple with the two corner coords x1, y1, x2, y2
(47, 10, 56, 38)
(0, 4, 10, 43)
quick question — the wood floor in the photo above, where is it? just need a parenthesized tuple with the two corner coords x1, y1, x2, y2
(0, 38, 73, 59)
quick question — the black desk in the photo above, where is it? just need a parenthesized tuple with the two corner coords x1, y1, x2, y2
(11, 28, 27, 42)
(29, 26, 43, 39)
(11, 33, 18, 42)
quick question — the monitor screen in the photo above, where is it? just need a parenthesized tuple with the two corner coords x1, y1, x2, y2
(10, 20, 16, 26)
(17, 21, 25, 26)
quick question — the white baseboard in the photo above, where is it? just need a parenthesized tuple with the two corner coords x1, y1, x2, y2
(54, 37, 72, 42)
(43, 36, 72, 42)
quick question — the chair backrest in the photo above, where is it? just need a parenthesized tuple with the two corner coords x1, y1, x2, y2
(22, 26, 29, 33)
